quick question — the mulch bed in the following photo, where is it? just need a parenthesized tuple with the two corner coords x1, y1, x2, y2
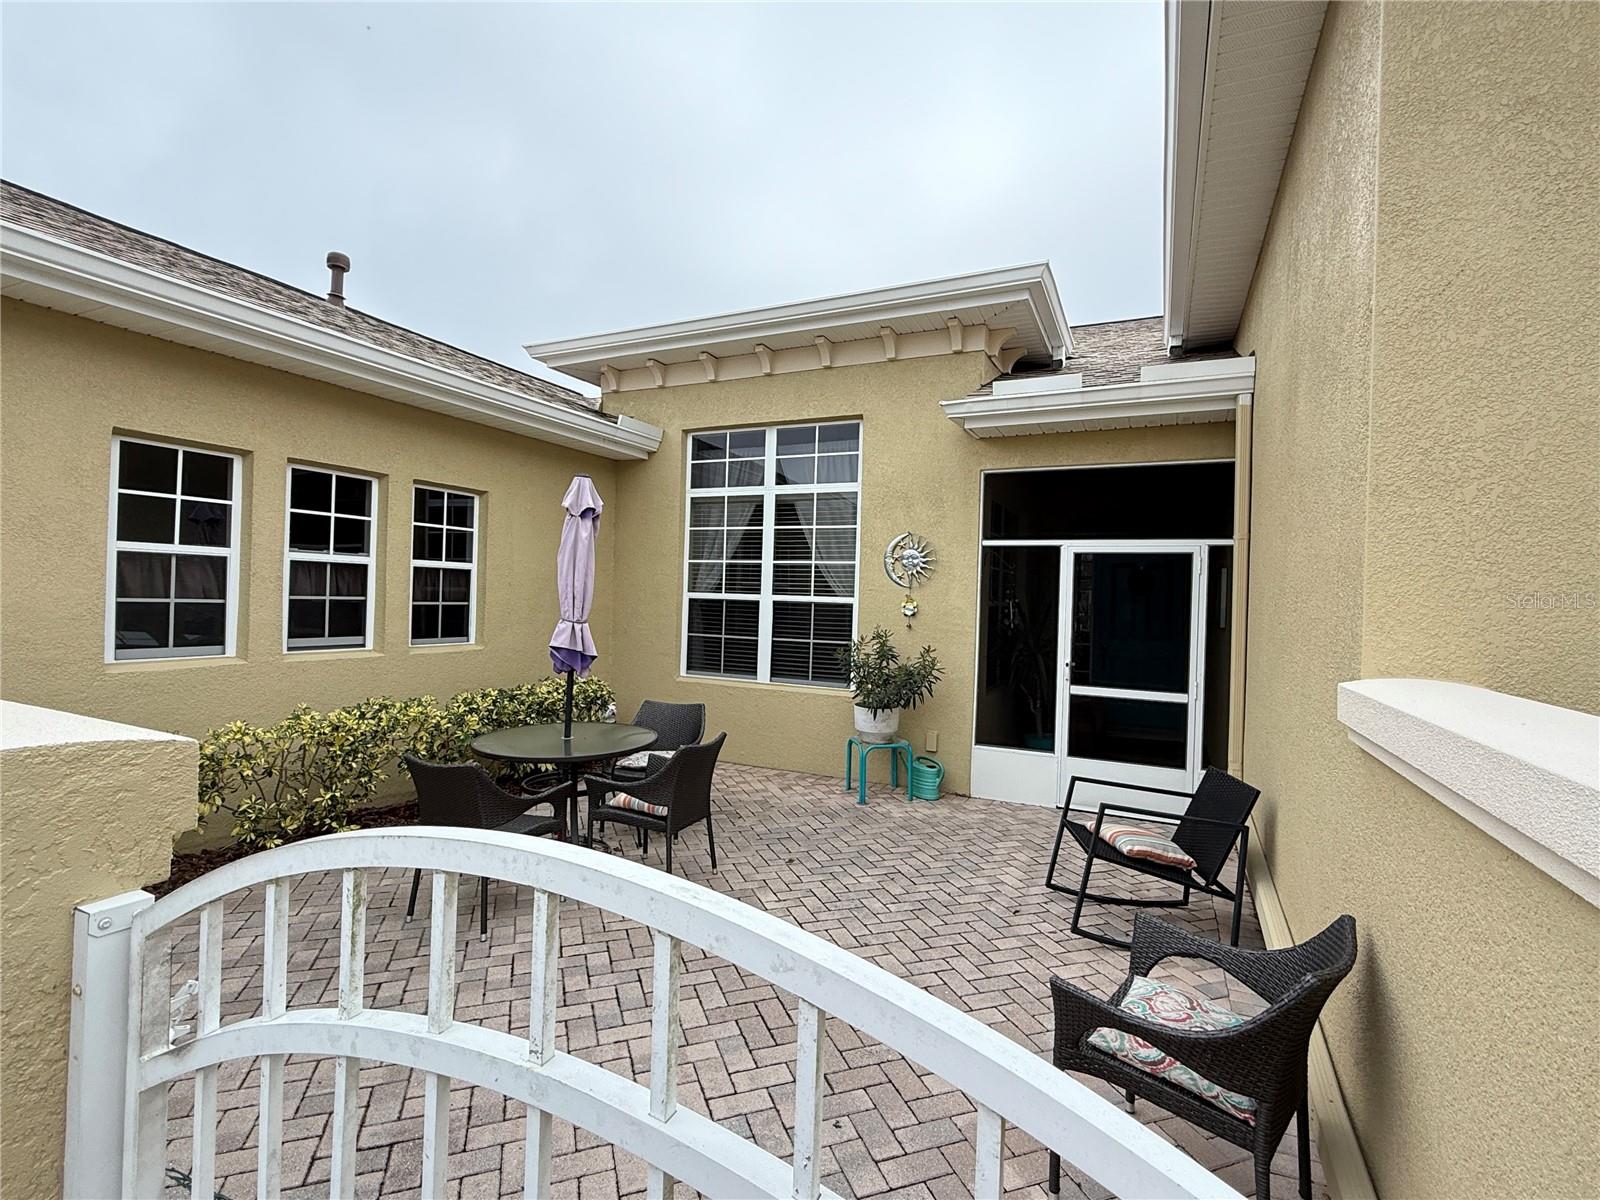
(147, 801, 419, 896)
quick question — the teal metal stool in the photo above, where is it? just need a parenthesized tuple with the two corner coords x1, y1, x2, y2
(843, 736, 912, 805)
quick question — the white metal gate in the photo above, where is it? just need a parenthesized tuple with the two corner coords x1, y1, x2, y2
(65, 828, 1238, 1199)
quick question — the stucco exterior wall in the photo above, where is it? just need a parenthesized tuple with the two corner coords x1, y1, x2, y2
(606, 354, 1236, 796)
(1360, 0, 1600, 709)
(1235, 3, 1600, 1197)
(1, 301, 616, 845)
(0, 702, 197, 1200)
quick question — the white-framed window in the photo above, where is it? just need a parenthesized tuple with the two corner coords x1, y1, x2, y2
(410, 484, 478, 644)
(682, 421, 860, 687)
(107, 436, 241, 662)
(283, 464, 377, 651)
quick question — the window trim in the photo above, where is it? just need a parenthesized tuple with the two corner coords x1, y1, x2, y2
(679, 420, 861, 688)
(105, 435, 243, 664)
(408, 483, 480, 646)
(281, 463, 379, 653)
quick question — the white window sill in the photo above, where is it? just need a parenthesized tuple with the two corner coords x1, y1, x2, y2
(1337, 678, 1599, 906)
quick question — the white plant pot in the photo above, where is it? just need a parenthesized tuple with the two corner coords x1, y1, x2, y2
(853, 704, 901, 743)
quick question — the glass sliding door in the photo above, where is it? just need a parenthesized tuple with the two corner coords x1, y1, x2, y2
(1058, 546, 1206, 811)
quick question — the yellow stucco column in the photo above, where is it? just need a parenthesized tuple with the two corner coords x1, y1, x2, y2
(0, 702, 197, 1200)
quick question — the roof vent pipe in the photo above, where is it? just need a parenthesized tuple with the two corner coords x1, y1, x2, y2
(325, 251, 350, 307)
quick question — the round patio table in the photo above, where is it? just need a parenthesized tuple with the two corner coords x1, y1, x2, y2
(472, 722, 657, 841)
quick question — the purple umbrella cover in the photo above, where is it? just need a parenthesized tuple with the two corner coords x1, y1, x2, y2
(549, 474, 603, 677)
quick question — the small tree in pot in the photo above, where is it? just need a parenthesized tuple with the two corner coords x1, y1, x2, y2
(838, 626, 942, 742)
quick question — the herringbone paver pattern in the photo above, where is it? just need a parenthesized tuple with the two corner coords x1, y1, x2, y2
(159, 764, 1326, 1199)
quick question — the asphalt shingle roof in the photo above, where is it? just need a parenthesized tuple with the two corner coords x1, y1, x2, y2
(0, 180, 598, 414)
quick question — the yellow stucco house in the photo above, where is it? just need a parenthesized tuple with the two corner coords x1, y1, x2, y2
(1, 3, 1595, 1199)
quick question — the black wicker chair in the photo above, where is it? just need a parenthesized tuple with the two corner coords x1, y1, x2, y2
(610, 700, 707, 782)
(583, 733, 726, 876)
(402, 754, 570, 940)
(1047, 912, 1357, 1200)
(1045, 769, 1261, 948)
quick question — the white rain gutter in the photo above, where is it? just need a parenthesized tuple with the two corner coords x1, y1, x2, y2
(943, 356, 1256, 437)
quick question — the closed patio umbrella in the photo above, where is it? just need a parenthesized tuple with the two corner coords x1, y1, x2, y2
(549, 473, 603, 741)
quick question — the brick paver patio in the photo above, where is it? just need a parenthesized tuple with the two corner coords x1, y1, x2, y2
(160, 763, 1326, 1199)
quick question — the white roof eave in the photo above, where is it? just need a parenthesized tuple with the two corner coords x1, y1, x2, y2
(0, 224, 662, 461)
(943, 356, 1254, 437)
(524, 262, 1071, 384)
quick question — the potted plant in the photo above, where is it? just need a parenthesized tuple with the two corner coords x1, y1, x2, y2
(838, 626, 942, 742)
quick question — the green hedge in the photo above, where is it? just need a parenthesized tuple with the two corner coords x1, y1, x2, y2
(198, 677, 615, 850)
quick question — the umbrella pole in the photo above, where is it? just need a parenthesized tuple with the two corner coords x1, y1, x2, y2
(562, 668, 575, 742)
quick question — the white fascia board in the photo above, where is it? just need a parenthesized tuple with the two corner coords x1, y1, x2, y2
(944, 358, 1254, 436)
(524, 262, 1071, 383)
(0, 224, 661, 461)
(991, 372, 1085, 398)
(1164, 0, 1213, 350)
(1338, 679, 1600, 906)
(1141, 355, 1254, 383)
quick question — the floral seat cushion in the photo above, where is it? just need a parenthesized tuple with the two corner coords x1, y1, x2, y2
(1087, 975, 1257, 1125)
(1098, 824, 1197, 870)
(605, 792, 668, 817)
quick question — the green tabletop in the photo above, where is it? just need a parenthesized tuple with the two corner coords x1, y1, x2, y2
(471, 722, 656, 765)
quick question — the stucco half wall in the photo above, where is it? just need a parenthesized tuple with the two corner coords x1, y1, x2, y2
(1235, 3, 1600, 1197)
(0, 702, 197, 1200)
(606, 353, 1236, 796)
(1, 300, 617, 845)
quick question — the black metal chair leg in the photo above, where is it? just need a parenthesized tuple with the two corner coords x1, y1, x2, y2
(479, 876, 489, 942)
(1124, 1087, 1136, 1112)
(1044, 799, 1073, 889)
(1069, 843, 1097, 937)
(664, 831, 673, 876)
(706, 813, 717, 869)
(1047, 1150, 1060, 1197)
(406, 868, 421, 921)
(1298, 1097, 1312, 1200)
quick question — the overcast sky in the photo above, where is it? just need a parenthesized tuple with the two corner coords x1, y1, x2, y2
(1, 3, 1164, 386)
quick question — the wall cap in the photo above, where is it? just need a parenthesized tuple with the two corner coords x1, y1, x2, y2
(1, 700, 195, 752)
(1336, 679, 1599, 906)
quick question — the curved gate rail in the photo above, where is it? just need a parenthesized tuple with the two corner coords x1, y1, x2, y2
(67, 828, 1240, 1200)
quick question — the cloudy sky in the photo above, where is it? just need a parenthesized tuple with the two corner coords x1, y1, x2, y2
(1, 3, 1165, 385)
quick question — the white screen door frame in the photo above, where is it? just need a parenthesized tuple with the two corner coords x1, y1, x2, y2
(1056, 543, 1208, 816)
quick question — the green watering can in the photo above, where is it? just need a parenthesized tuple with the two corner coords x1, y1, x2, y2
(908, 755, 944, 801)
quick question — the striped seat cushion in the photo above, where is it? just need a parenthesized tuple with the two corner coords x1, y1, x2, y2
(1088, 976, 1257, 1125)
(1099, 825, 1196, 870)
(605, 792, 668, 817)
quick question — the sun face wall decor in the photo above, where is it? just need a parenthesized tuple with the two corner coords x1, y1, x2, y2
(884, 532, 935, 627)
(883, 531, 935, 588)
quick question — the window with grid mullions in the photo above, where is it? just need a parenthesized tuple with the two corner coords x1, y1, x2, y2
(683, 421, 860, 687)
(284, 465, 376, 651)
(411, 485, 478, 644)
(107, 436, 240, 661)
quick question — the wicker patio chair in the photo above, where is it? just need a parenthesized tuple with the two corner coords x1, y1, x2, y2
(402, 753, 570, 940)
(1045, 769, 1261, 948)
(610, 700, 707, 781)
(583, 733, 726, 876)
(1047, 912, 1357, 1200)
